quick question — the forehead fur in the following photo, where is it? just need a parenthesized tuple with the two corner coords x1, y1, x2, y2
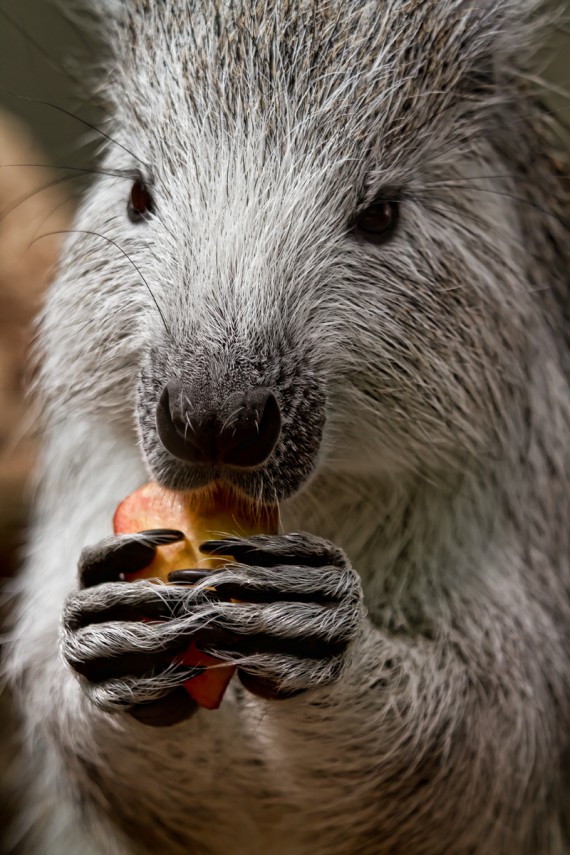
(100, 0, 547, 74)
(100, 1, 547, 111)
(89, 0, 548, 181)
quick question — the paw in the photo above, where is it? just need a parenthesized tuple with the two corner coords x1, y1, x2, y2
(63, 529, 201, 726)
(63, 530, 365, 720)
(169, 532, 365, 700)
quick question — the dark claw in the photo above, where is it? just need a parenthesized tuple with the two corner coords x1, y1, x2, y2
(168, 570, 210, 585)
(139, 529, 186, 543)
(199, 540, 237, 555)
(197, 631, 346, 661)
(191, 627, 243, 650)
(199, 540, 280, 566)
(237, 671, 305, 701)
(79, 531, 184, 588)
(71, 647, 202, 682)
(199, 539, 333, 568)
(128, 686, 198, 727)
(166, 569, 226, 603)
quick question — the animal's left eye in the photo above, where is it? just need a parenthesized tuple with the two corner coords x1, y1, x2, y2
(127, 178, 155, 224)
(354, 200, 399, 244)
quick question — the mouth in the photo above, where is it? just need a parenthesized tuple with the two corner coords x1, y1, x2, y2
(167, 479, 280, 524)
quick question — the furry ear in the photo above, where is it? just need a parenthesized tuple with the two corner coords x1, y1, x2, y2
(460, 0, 552, 49)
(80, 0, 123, 13)
(459, 0, 544, 13)
(63, 0, 126, 25)
(60, 0, 129, 42)
(458, 0, 554, 87)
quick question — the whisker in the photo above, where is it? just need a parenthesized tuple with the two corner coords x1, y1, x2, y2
(0, 89, 148, 168)
(221, 405, 245, 435)
(0, 173, 86, 223)
(414, 182, 564, 226)
(1, 163, 136, 179)
(0, 166, 141, 223)
(32, 228, 171, 337)
(418, 201, 526, 273)
(1, 162, 183, 253)
(30, 195, 81, 245)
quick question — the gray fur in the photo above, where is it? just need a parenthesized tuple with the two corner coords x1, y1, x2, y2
(5, 0, 570, 853)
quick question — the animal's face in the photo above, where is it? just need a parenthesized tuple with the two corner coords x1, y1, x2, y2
(44, 0, 543, 501)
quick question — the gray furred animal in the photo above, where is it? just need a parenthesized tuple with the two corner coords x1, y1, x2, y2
(5, 0, 570, 853)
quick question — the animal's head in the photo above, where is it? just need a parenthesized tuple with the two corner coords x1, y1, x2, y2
(42, 0, 568, 503)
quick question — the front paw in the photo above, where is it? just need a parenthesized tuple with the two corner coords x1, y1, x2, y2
(63, 530, 201, 726)
(170, 532, 365, 700)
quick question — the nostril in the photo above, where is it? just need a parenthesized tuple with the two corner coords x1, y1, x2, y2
(218, 389, 281, 468)
(155, 380, 281, 469)
(156, 380, 213, 464)
(256, 390, 281, 446)
(172, 412, 189, 440)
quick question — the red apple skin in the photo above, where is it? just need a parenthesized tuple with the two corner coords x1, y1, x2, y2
(113, 482, 278, 710)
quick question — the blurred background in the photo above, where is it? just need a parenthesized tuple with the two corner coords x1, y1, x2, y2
(0, 1, 568, 853)
(0, 5, 99, 852)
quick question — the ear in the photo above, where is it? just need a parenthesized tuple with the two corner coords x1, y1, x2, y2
(79, 0, 123, 14)
(64, 0, 127, 26)
(460, 0, 552, 54)
(459, 0, 544, 15)
(457, 0, 554, 89)
(60, 0, 130, 45)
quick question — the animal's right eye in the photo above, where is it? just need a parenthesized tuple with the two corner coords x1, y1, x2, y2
(354, 200, 399, 245)
(127, 177, 155, 224)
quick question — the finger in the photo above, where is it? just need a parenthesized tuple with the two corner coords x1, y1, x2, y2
(128, 687, 198, 727)
(85, 669, 201, 712)
(236, 651, 344, 696)
(168, 569, 338, 605)
(70, 646, 202, 682)
(79, 530, 184, 588)
(195, 629, 348, 661)
(200, 532, 346, 569)
(209, 600, 362, 647)
(169, 563, 357, 605)
(64, 581, 193, 630)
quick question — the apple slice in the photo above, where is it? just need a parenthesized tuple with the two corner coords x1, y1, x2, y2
(113, 482, 278, 709)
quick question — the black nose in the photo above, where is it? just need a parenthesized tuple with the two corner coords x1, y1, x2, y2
(156, 380, 282, 468)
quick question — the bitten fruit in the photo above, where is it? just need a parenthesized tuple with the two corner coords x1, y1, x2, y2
(113, 482, 278, 709)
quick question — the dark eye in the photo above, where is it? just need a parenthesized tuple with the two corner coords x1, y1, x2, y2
(127, 178, 154, 223)
(354, 200, 399, 244)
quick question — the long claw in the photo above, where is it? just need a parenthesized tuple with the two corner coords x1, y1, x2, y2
(79, 531, 183, 589)
(168, 569, 210, 584)
(66, 585, 190, 629)
(168, 569, 338, 605)
(199, 538, 336, 568)
(139, 529, 185, 544)
(199, 540, 280, 566)
(72, 649, 204, 682)
(198, 632, 346, 661)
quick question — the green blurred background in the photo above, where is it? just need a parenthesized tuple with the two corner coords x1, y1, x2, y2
(0, 1, 100, 168)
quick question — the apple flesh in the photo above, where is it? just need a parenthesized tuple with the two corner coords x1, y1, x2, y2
(113, 482, 278, 710)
